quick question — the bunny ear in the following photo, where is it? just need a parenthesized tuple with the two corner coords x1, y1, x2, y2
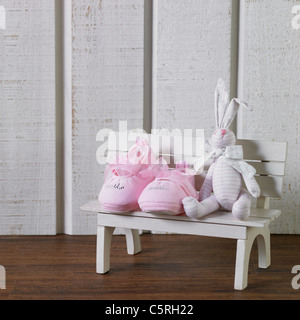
(221, 98, 253, 129)
(214, 79, 229, 128)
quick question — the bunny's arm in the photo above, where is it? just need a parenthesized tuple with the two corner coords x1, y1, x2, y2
(244, 175, 261, 198)
(198, 161, 216, 202)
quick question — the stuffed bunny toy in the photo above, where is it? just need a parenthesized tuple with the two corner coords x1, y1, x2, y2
(183, 79, 261, 221)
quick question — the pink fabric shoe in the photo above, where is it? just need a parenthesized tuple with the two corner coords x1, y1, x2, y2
(98, 138, 156, 213)
(98, 164, 155, 212)
(138, 166, 198, 216)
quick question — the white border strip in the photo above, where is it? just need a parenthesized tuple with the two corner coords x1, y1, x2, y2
(151, 0, 158, 130)
(237, 0, 245, 139)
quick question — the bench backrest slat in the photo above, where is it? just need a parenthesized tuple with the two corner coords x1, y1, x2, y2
(236, 139, 287, 162)
(107, 132, 287, 199)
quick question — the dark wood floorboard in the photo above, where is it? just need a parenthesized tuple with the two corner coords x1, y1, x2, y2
(0, 234, 299, 300)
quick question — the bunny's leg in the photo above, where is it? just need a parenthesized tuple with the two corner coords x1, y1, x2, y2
(183, 195, 221, 219)
(232, 190, 251, 221)
(183, 161, 219, 219)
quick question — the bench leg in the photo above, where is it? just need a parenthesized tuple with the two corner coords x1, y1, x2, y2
(257, 228, 271, 269)
(124, 229, 142, 255)
(234, 227, 271, 290)
(235, 238, 253, 290)
(97, 225, 115, 274)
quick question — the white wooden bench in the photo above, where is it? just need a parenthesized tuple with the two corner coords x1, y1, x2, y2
(81, 132, 287, 290)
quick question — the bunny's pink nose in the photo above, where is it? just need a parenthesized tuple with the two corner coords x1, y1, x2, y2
(221, 129, 227, 137)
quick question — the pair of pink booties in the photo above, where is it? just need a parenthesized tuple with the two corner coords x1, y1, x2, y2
(98, 139, 198, 216)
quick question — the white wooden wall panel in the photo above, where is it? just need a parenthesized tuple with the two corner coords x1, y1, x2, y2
(0, 1, 298, 236)
(71, 0, 144, 234)
(154, 0, 233, 136)
(238, 0, 300, 234)
(0, 0, 56, 235)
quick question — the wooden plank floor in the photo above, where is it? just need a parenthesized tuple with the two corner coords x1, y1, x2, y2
(0, 234, 299, 300)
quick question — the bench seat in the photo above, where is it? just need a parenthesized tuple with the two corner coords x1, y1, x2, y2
(81, 200, 281, 230)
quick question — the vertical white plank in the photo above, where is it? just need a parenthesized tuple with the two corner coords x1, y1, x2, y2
(149, 0, 234, 235)
(0, 0, 56, 235)
(154, 0, 233, 135)
(238, 0, 300, 234)
(72, 0, 144, 234)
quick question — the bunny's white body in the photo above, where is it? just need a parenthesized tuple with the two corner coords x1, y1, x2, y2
(183, 79, 261, 221)
(213, 157, 242, 210)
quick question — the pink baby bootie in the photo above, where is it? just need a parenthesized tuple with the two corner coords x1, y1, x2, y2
(138, 163, 198, 216)
(98, 138, 157, 213)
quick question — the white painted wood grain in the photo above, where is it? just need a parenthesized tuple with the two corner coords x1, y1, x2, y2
(154, 0, 233, 136)
(238, 0, 300, 234)
(0, 0, 56, 235)
(71, 0, 145, 234)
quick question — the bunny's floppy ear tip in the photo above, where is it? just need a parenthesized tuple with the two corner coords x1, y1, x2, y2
(234, 98, 254, 112)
